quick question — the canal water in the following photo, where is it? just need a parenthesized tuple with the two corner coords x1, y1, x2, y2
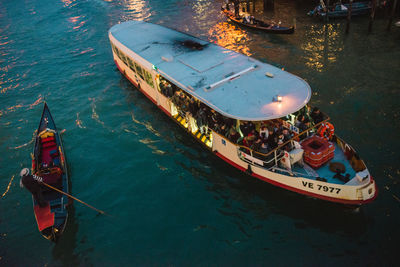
(1, 0, 399, 265)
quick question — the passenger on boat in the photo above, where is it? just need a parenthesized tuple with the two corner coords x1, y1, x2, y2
(266, 128, 278, 150)
(252, 137, 263, 151)
(188, 97, 199, 117)
(295, 114, 310, 132)
(165, 82, 173, 97)
(258, 142, 269, 155)
(226, 126, 240, 143)
(19, 168, 47, 207)
(279, 129, 293, 150)
(159, 80, 167, 95)
(310, 107, 324, 124)
(195, 107, 208, 134)
(259, 125, 269, 140)
(209, 109, 223, 129)
(243, 130, 256, 147)
(255, 142, 275, 166)
(217, 124, 228, 136)
(171, 91, 181, 107)
(160, 80, 173, 97)
(240, 121, 255, 137)
(182, 96, 190, 114)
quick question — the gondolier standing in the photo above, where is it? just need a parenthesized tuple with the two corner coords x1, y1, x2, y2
(20, 168, 47, 207)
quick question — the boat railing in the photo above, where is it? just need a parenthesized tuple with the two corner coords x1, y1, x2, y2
(236, 118, 331, 170)
(237, 145, 284, 169)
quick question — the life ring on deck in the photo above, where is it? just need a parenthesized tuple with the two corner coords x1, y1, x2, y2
(317, 122, 334, 141)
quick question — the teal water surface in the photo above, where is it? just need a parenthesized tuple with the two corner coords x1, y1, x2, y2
(1, 0, 400, 265)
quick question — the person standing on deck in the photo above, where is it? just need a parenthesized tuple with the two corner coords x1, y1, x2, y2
(310, 107, 324, 124)
(19, 168, 47, 207)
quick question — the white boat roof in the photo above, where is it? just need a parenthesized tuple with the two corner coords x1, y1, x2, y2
(109, 21, 311, 121)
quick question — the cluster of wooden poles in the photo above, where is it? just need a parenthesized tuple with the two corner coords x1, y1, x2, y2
(338, 0, 399, 33)
(230, 0, 399, 33)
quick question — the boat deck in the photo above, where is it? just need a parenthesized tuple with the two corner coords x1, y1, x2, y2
(292, 143, 356, 185)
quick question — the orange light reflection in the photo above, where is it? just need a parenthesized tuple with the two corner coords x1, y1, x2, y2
(208, 22, 251, 56)
(122, 0, 151, 21)
(60, 0, 76, 8)
(301, 24, 343, 72)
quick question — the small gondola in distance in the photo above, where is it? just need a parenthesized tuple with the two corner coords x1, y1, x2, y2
(307, 1, 371, 19)
(31, 103, 69, 242)
(222, 8, 295, 34)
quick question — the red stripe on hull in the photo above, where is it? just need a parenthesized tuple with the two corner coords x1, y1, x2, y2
(215, 151, 377, 205)
(114, 59, 377, 206)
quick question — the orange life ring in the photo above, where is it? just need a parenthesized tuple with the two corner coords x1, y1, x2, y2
(317, 122, 334, 140)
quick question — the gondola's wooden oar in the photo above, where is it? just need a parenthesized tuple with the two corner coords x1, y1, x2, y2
(41, 181, 108, 216)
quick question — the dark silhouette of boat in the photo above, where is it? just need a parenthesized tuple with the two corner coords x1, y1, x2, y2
(308, 1, 371, 18)
(222, 8, 294, 34)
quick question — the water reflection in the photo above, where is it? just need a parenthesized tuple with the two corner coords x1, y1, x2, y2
(52, 205, 81, 266)
(301, 24, 344, 72)
(191, 0, 212, 21)
(60, 0, 77, 8)
(208, 22, 251, 56)
(68, 15, 87, 30)
(122, 0, 152, 21)
(177, 154, 370, 238)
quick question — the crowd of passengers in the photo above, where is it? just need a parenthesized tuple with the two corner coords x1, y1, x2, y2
(159, 79, 325, 157)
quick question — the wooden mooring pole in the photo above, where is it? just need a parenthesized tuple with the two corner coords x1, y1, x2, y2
(246, 0, 250, 12)
(368, 0, 377, 32)
(346, 0, 353, 33)
(233, 0, 239, 17)
(326, 0, 330, 22)
(253, 0, 256, 13)
(387, 0, 399, 31)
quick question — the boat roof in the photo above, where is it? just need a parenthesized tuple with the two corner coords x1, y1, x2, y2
(109, 21, 311, 121)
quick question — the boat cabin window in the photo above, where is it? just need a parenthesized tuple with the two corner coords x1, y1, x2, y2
(143, 69, 154, 88)
(134, 62, 144, 80)
(111, 43, 155, 89)
(126, 57, 136, 73)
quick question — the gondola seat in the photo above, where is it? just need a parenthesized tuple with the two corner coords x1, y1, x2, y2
(41, 136, 55, 144)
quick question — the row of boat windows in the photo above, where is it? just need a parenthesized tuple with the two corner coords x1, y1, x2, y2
(111, 43, 154, 88)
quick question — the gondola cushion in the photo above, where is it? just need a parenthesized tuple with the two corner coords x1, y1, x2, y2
(42, 142, 57, 149)
(41, 136, 55, 143)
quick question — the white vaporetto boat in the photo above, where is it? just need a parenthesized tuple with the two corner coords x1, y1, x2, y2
(108, 21, 377, 205)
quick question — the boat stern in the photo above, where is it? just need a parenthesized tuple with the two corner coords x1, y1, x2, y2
(357, 175, 378, 203)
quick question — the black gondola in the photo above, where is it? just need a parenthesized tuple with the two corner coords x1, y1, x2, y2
(222, 8, 294, 34)
(31, 103, 69, 241)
